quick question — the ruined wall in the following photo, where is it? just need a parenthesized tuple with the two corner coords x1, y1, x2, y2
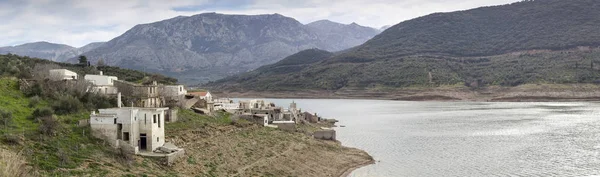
(314, 130, 336, 141)
(165, 109, 178, 122)
(273, 122, 296, 132)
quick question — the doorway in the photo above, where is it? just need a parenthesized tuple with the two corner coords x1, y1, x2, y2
(140, 134, 147, 150)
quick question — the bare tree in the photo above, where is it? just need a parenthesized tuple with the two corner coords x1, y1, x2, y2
(31, 63, 61, 81)
(96, 58, 105, 66)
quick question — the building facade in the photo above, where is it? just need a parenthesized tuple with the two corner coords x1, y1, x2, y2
(90, 107, 169, 153)
(85, 71, 118, 95)
(114, 80, 163, 108)
(49, 69, 78, 81)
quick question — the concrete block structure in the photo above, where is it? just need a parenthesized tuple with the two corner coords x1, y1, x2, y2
(85, 71, 118, 95)
(314, 130, 336, 141)
(49, 69, 78, 81)
(114, 80, 163, 108)
(272, 121, 296, 131)
(90, 107, 169, 153)
(213, 98, 240, 111)
(159, 85, 187, 98)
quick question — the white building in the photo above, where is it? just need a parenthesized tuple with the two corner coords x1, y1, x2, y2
(159, 85, 187, 98)
(49, 69, 78, 81)
(90, 106, 169, 153)
(213, 98, 239, 111)
(189, 91, 212, 101)
(85, 71, 118, 95)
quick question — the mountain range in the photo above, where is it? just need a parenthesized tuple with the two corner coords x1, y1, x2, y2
(0, 41, 105, 62)
(67, 13, 380, 84)
(208, 0, 600, 92)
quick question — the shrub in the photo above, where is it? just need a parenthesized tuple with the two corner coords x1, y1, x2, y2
(0, 109, 12, 126)
(31, 107, 53, 120)
(28, 96, 41, 108)
(52, 95, 83, 115)
(114, 148, 134, 166)
(1, 134, 20, 145)
(39, 116, 60, 136)
(22, 82, 43, 97)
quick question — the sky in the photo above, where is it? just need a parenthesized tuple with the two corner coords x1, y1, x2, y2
(0, 0, 518, 48)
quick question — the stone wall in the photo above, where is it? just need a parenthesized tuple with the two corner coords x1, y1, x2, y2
(273, 122, 296, 132)
(165, 109, 178, 122)
(314, 130, 336, 141)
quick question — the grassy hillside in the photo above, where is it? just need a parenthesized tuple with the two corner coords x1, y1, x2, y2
(0, 54, 372, 176)
(207, 0, 600, 92)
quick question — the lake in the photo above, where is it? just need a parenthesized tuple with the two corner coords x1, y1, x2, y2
(235, 99, 600, 176)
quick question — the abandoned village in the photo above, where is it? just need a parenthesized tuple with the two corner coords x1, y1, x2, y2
(39, 68, 337, 164)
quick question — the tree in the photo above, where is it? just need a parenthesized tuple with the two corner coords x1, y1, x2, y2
(96, 58, 105, 66)
(78, 55, 88, 65)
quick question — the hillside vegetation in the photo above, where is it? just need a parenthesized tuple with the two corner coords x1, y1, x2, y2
(208, 0, 600, 93)
(0, 54, 177, 84)
(0, 54, 373, 176)
(341, 0, 600, 61)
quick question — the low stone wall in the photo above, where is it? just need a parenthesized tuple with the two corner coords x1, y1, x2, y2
(117, 140, 139, 154)
(142, 149, 185, 166)
(314, 130, 336, 141)
(166, 149, 185, 166)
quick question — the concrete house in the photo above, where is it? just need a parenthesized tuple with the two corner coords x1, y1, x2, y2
(213, 98, 239, 111)
(49, 69, 78, 81)
(90, 105, 169, 153)
(114, 80, 163, 108)
(159, 85, 187, 99)
(85, 71, 118, 95)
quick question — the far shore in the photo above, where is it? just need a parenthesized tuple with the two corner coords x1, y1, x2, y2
(211, 84, 600, 102)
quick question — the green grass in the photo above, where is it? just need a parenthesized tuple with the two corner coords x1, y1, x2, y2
(0, 78, 39, 134)
(0, 77, 114, 174)
(166, 109, 232, 131)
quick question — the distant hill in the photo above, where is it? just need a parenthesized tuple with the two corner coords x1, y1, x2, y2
(340, 0, 600, 61)
(207, 0, 600, 92)
(0, 41, 105, 62)
(210, 49, 333, 91)
(306, 20, 380, 51)
(74, 13, 379, 84)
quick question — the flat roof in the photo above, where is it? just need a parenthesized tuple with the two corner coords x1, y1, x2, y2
(99, 107, 169, 111)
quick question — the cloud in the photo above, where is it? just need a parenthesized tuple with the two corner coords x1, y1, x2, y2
(0, 0, 518, 47)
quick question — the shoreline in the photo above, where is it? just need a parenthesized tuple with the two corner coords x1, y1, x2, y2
(338, 158, 376, 177)
(212, 85, 600, 102)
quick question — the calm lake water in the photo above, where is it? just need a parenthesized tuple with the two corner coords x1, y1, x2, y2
(235, 99, 600, 176)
